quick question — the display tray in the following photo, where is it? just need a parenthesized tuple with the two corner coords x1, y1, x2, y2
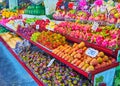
(65, 35, 118, 58)
(40, 29, 119, 58)
(0, 37, 44, 86)
(0, 24, 119, 80)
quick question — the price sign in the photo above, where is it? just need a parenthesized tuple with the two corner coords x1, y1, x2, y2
(117, 50, 120, 62)
(36, 25, 39, 30)
(25, 24, 29, 28)
(85, 48, 99, 58)
(73, 6, 77, 9)
(92, 22, 99, 31)
(115, 23, 120, 28)
(100, 6, 106, 13)
(61, 6, 65, 9)
(20, 22, 24, 27)
(47, 58, 55, 67)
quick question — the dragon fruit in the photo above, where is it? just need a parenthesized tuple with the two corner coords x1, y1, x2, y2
(96, 35, 104, 45)
(101, 39, 109, 47)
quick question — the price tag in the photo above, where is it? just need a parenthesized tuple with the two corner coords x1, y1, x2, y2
(73, 6, 77, 9)
(25, 24, 29, 28)
(100, 6, 106, 13)
(47, 58, 55, 67)
(85, 48, 99, 58)
(61, 6, 65, 9)
(115, 23, 120, 28)
(36, 25, 39, 30)
(117, 50, 120, 62)
(20, 22, 24, 27)
(92, 22, 99, 31)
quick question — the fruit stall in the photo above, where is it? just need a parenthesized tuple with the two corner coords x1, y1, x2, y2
(0, 0, 120, 86)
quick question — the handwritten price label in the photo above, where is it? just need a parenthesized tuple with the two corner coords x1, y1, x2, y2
(47, 58, 55, 67)
(85, 48, 99, 58)
(117, 50, 120, 62)
(92, 22, 99, 31)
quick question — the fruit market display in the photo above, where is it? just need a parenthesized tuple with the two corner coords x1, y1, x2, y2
(24, 4, 45, 15)
(25, 18, 40, 24)
(46, 21, 57, 31)
(108, 8, 120, 24)
(53, 0, 120, 25)
(0, 32, 22, 48)
(19, 47, 92, 86)
(6, 19, 24, 31)
(53, 9, 89, 21)
(31, 31, 67, 49)
(88, 12, 107, 22)
(1, 9, 18, 18)
(35, 19, 50, 30)
(17, 26, 36, 38)
(0, 0, 120, 86)
(53, 42, 116, 72)
(54, 22, 120, 49)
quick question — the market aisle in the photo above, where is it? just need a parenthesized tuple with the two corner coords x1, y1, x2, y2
(0, 42, 37, 86)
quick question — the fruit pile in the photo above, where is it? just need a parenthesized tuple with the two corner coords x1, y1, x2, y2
(25, 18, 40, 24)
(19, 49, 92, 86)
(54, 22, 120, 49)
(31, 32, 41, 42)
(1, 9, 18, 18)
(0, 32, 22, 48)
(53, 10, 89, 21)
(35, 19, 50, 30)
(53, 42, 116, 72)
(46, 21, 57, 31)
(31, 31, 67, 49)
(17, 26, 36, 38)
(108, 8, 120, 24)
(89, 13, 107, 22)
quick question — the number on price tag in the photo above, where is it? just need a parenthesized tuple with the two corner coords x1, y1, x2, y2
(92, 22, 99, 31)
(36, 25, 39, 30)
(85, 48, 99, 58)
(117, 50, 120, 62)
(47, 58, 55, 67)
